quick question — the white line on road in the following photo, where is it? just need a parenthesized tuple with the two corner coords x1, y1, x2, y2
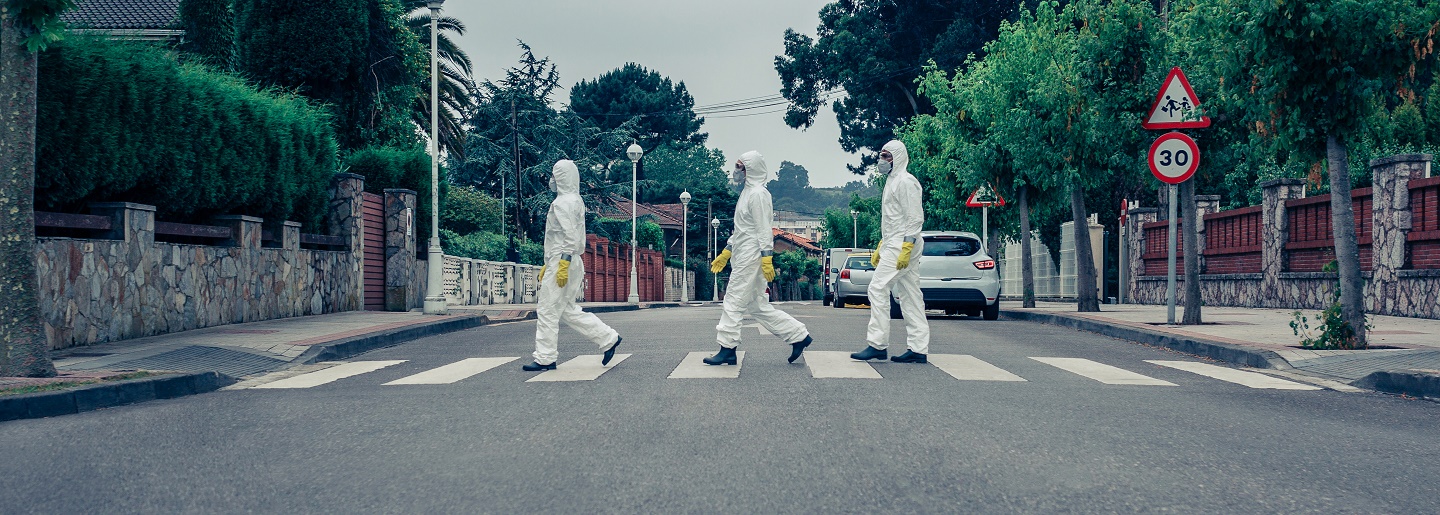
(804, 351, 883, 379)
(1145, 360, 1322, 390)
(251, 360, 407, 389)
(383, 357, 520, 385)
(668, 351, 745, 379)
(1030, 357, 1176, 386)
(526, 354, 631, 382)
(929, 354, 1027, 382)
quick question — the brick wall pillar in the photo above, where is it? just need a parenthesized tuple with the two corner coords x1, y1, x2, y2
(1369, 154, 1433, 314)
(383, 188, 418, 311)
(1261, 178, 1305, 299)
(1193, 195, 1221, 274)
(328, 172, 366, 311)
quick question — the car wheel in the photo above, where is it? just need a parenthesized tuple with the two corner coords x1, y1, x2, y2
(834, 297, 845, 309)
(890, 298, 903, 320)
(983, 301, 999, 320)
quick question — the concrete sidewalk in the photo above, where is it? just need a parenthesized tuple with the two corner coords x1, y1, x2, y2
(1004, 301, 1440, 400)
(2, 302, 679, 422)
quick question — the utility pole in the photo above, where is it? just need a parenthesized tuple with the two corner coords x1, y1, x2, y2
(512, 96, 521, 240)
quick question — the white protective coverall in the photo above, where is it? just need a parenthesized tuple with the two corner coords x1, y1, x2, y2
(532, 160, 619, 365)
(865, 140, 930, 354)
(715, 151, 810, 348)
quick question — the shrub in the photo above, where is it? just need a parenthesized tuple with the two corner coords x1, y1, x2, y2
(344, 146, 443, 244)
(35, 35, 338, 228)
(442, 185, 503, 235)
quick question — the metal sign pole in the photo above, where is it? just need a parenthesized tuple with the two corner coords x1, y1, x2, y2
(1118, 213, 1127, 304)
(982, 205, 988, 253)
(1166, 184, 1178, 324)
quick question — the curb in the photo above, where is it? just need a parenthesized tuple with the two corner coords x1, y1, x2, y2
(301, 313, 495, 363)
(1002, 310, 1292, 370)
(1353, 370, 1440, 400)
(0, 372, 234, 423)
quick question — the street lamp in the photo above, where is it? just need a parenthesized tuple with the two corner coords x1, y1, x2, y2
(710, 217, 720, 301)
(849, 209, 858, 248)
(422, 0, 448, 315)
(679, 191, 691, 304)
(626, 143, 643, 303)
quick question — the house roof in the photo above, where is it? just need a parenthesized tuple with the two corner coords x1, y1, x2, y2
(595, 195, 684, 229)
(61, 0, 182, 30)
(773, 228, 822, 253)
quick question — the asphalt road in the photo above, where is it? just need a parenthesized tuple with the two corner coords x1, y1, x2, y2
(2, 302, 1437, 514)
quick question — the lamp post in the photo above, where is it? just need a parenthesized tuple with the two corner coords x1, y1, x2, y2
(626, 143, 643, 303)
(422, 0, 448, 315)
(679, 191, 691, 304)
(849, 209, 858, 248)
(710, 217, 720, 301)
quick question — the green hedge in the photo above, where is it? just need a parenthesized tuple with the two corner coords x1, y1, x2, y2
(35, 36, 337, 228)
(344, 146, 444, 245)
(441, 230, 544, 265)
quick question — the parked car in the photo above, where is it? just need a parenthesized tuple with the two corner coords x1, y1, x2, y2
(832, 254, 875, 308)
(822, 247, 864, 306)
(888, 231, 1001, 320)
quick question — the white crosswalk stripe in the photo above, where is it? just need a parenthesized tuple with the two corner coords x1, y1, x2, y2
(384, 357, 519, 385)
(668, 351, 745, 379)
(929, 354, 1028, 382)
(526, 354, 631, 382)
(1030, 357, 1176, 386)
(1145, 360, 1322, 390)
(252, 360, 407, 389)
(803, 351, 883, 379)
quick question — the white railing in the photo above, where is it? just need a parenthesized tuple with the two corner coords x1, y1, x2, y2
(439, 255, 542, 306)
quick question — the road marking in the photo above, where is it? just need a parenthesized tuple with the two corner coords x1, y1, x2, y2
(383, 357, 519, 385)
(526, 354, 631, 382)
(742, 323, 773, 336)
(1030, 357, 1176, 386)
(1145, 360, 1321, 390)
(1253, 369, 1363, 392)
(251, 360, 406, 389)
(929, 354, 1027, 382)
(804, 351, 883, 379)
(668, 351, 746, 379)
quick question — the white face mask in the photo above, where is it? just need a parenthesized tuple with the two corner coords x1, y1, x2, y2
(730, 166, 746, 192)
(549, 176, 558, 192)
(876, 159, 893, 176)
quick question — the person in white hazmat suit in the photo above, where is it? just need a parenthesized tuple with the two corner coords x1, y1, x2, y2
(851, 140, 930, 363)
(522, 160, 622, 371)
(704, 151, 813, 366)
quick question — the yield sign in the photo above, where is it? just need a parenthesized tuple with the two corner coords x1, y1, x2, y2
(965, 183, 1006, 207)
(1141, 67, 1211, 130)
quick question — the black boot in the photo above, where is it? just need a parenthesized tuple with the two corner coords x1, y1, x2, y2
(891, 350, 928, 363)
(850, 345, 887, 361)
(522, 361, 557, 371)
(602, 336, 623, 366)
(788, 336, 813, 363)
(703, 346, 738, 366)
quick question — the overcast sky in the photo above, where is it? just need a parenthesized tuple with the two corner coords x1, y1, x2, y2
(442, 0, 866, 189)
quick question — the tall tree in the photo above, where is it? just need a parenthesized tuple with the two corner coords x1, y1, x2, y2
(178, 0, 234, 68)
(569, 63, 707, 149)
(405, 0, 474, 158)
(775, 0, 1017, 172)
(0, 0, 71, 378)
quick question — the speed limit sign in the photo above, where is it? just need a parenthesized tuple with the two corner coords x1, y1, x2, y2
(1148, 132, 1199, 184)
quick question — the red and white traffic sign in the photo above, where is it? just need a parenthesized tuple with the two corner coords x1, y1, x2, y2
(1142, 67, 1211, 130)
(965, 183, 1006, 207)
(1148, 132, 1199, 184)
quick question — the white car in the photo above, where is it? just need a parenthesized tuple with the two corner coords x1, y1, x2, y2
(889, 231, 1001, 320)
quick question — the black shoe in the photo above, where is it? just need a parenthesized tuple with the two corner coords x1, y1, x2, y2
(703, 346, 738, 366)
(891, 350, 928, 363)
(602, 336, 622, 366)
(850, 346, 887, 361)
(522, 361, 557, 371)
(788, 336, 813, 363)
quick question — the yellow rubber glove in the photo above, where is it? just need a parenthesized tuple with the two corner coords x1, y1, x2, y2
(870, 239, 881, 267)
(538, 264, 547, 282)
(761, 256, 776, 282)
(711, 248, 732, 274)
(896, 241, 915, 270)
(555, 259, 571, 287)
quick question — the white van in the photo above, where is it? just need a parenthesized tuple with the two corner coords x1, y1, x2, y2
(822, 247, 865, 306)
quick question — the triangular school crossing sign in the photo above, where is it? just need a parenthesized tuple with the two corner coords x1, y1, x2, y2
(1141, 67, 1211, 130)
(965, 183, 1005, 207)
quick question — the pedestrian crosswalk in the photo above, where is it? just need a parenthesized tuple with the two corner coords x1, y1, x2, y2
(238, 353, 1330, 392)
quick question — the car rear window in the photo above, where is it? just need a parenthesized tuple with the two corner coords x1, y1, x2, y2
(922, 236, 981, 257)
(844, 256, 874, 270)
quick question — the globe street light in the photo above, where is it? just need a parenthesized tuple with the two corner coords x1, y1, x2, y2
(710, 217, 721, 301)
(422, 0, 448, 315)
(679, 190, 691, 304)
(626, 143, 643, 303)
(849, 209, 859, 248)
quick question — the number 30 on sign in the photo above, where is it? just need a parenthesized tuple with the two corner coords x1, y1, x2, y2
(1148, 132, 1199, 184)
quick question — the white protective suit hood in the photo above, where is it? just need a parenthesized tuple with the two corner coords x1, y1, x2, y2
(551, 159, 580, 196)
(879, 139, 910, 177)
(733, 151, 770, 192)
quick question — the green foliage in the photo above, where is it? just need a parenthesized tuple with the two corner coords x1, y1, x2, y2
(178, 0, 234, 68)
(569, 62, 707, 148)
(441, 185, 502, 235)
(592, 218, 664, 251)
(821, 194, 880, 249)
(344, 146, 442, 243)
(636, 143, 728, 204)
(8, 0, 76, 51)
(1290, 287, 1371, 350)
(35, 36, 338, 228)
(440, 229, 506, 261)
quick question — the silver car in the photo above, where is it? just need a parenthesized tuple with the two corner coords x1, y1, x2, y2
(831, 254, 875, 309)
(888, 231, 1001, 320)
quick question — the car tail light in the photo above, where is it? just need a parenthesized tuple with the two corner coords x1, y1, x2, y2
(840, 269, 851, 279)
(973, 259, 996, 270)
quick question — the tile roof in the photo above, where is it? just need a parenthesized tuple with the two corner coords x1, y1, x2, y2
(773, 228, 822, 253)
(596, 195, 684, 228)
(61, 0, 182, 30)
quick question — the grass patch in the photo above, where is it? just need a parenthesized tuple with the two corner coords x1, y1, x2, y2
(0, 371, 157, 397)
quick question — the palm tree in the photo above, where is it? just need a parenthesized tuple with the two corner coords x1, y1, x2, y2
(405, 0, 475, 159)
